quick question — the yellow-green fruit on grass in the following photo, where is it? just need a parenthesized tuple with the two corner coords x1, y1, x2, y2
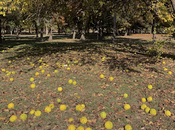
(100, 111, 106, 119)
(141, 104, 147, 110)
(150, 109, 156, 116)
(105, 121, 113, 129)
(165, 110, 171, 116)
(124, 104, 130, 110)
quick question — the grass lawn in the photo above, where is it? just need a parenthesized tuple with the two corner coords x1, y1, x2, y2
(0, 34, 175, 130)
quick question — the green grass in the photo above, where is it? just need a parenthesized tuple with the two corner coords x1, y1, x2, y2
(0, 34, 175, 130)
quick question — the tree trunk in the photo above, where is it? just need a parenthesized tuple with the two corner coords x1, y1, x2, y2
(80, 11, 86, 40)
(112, 12, 116, 42)
(0, 18, 2, 43)
(16, 26, 19, 39)
(34, 20, 38, 38)
(152, 17, 156, 41)
(57, 24, 60, 34)
(80, 30, 86, 40)
(124, 29, 128, 36)
(72, 28, 76, 39)
(40, 27, 44, 41)
(48, 19, 52, 41)
(46, 25, 48, 35)
(171, 0, 175, 11)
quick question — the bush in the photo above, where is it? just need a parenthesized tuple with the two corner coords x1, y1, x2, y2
(146, 40, 165, 59)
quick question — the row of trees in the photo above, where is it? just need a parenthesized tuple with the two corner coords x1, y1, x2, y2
(1, 0, 175, 43)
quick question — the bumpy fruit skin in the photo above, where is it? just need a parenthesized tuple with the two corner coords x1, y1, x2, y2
(124, 93, 128, 98)
(30, 110, 35, 115)
(124, 104, 131, 110)
(141, 104, 147, 110)
(20, 113, 27, 120)
(68, 124, 76, 130)
(147, 96, 152, 102)
(125, 124, 132, 130)
(9, 115, 17, 122)
(100, 74, 104, 78)
(105, 121, 113, 129)
(60, 105, 66, 111)
(57, 99, 61, 102)
(45, 106, 51, 113)
(141, 98, 146, 102)
(73, 81, 77, 85)
(145, 107, 150, 113)
(68, 79, 73, 84)
(109, 77, 114, 81)
(31, 84, 36, 88)
(49, 104, 54, 109)
(148, 85, 152, 89)
(150, 109, 157, 116)
(100, 111, 107, 119)
(165, 110, 171, 116)
(57, 87, 62, 91)
(8, 103, 14, 109)
(35, 110, 41, 116)
(80, 116, 87, 124)
(76, 126, 84, 130)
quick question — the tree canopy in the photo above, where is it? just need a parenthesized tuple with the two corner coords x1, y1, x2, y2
(1, 0, 175, 42)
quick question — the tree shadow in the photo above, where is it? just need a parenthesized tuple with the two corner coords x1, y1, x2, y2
(1, 34, 175, 73)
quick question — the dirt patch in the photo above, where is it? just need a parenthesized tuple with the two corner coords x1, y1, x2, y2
(121, 34, 171, 40)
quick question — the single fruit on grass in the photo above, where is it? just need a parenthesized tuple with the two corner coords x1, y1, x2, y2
(124, 93, 128, 98)
(8, 103, 14, 109)
(76, 126, 84, 130)
(105, 121, 113, 129)
(68, 118, 74, 122)
(100, 74, 104, 78)
(9, 115, 17, 122)
(30, 110, 35, 115)
(80, 116, 87, 124)
(109, 77, 114, 81)
(125, 124, 132, 130)
(68, 124, 76, 130)
(145, 107, 150, 113)
(45, 106, 51, 113)
(148, 85, 152, 89)
(30, 77, 34, 82)
(57, 99, 61, 102)
(100, 111, 107, 119)
(60, 104, 66, 111)
(58, 87, 62, 91)
(35, 72, 39, 76)
(34, 110, 41, 116)
(165, 110, 171, 116)
(31, 84, 36, 88)
(54, 70, 58, 73)
(147, 96, 152, 102)
(20, 113, 27, 120)
(150, 109, 156, 116)
(168, 71, 172, 74)
(49, 103, 54, 109)
(124, 104, 131, 110)
(73, 81, 77, 85)
(10, 78, 14, 81)
(141, 104, 147, 110)
(141, 98, 146, 102)
(68, 79, 73, 84)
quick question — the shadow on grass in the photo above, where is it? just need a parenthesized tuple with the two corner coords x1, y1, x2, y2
(1, 34, 175, 73)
